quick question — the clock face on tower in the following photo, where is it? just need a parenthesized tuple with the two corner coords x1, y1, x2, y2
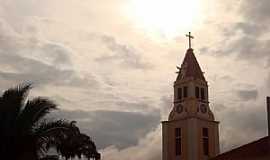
(200, 104, 207, 113)
(176, 104, 184, 113)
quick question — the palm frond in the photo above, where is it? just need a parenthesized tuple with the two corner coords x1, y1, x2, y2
(17, 97, 57, 133)
(34, 120, 80, 151)
(1, 83, 32, 117)
(0, 83, 32, 151)
(35, 120, 79, 136)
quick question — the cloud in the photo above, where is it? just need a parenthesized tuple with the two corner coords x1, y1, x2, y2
(101, 127, 161, 160)
(266, 74, 270, 90)
(199, 0, 270, 66)
(237, 89, 258, 101)
(205, 29, 270, 65)
(0, 18, 98, 89)
(215, 102, 268, 152)
(224, 36, 270, 61)
(46, 95, 165, 160)
(240, 0, 270, 24)
(233, 22, 265, 37)
(50, 109, 160, 149)
(95, 35, 153, 70)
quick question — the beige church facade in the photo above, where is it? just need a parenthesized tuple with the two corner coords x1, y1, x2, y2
(161, 35, 270, 160)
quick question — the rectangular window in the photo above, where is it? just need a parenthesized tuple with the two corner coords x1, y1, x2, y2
(203, 138, 209, 156)
(195, 87, 200, 98)
(203, 128, 208, 137)
(175, 128, 181, 137)
(176, 139, 182, 156)
(178, 88, 182, 100)
(202, 128, 209, 156)
(183, 86, 188, 98)
(201, 88, 205, 100)
(175, 128, 181, 156)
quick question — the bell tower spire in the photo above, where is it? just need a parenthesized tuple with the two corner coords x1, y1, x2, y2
(162, 33, 220, 160)
(176, 48, 206, 82)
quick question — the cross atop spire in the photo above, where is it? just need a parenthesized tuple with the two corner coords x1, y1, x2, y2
(186, 32, 194, 49)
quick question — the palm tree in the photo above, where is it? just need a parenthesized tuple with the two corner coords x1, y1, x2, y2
(0, 83, 100, 160)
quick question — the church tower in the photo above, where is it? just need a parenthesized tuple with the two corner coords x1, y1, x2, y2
(162, 33, 219, 160)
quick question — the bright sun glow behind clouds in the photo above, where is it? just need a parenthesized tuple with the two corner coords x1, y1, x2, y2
(128, 0, 203, 38)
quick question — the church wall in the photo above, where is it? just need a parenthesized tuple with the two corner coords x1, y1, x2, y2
(162, 118, 219, 160)
(196, 119, 219, 160)
(162, 122, 168, 160)
(162, 120, 189, 160)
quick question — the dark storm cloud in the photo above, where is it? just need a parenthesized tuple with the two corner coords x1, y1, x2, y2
(237, 89, 258, 101)
(50, 109, 160, 149)
(95, 35, 153, 70)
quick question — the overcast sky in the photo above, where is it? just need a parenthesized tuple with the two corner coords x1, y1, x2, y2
(0, 0, 270, 159)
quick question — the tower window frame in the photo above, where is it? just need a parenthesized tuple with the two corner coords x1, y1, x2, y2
(183, 86, 188, 98)
(178, 88, 182, 100)
(202, 128, 209, 156)
(195, 86, 200, 98)
(175, 128, 182, 156)
(201, 88, 205, 100)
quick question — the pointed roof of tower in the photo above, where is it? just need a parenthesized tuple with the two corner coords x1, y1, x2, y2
(177, 48, 206, 81)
